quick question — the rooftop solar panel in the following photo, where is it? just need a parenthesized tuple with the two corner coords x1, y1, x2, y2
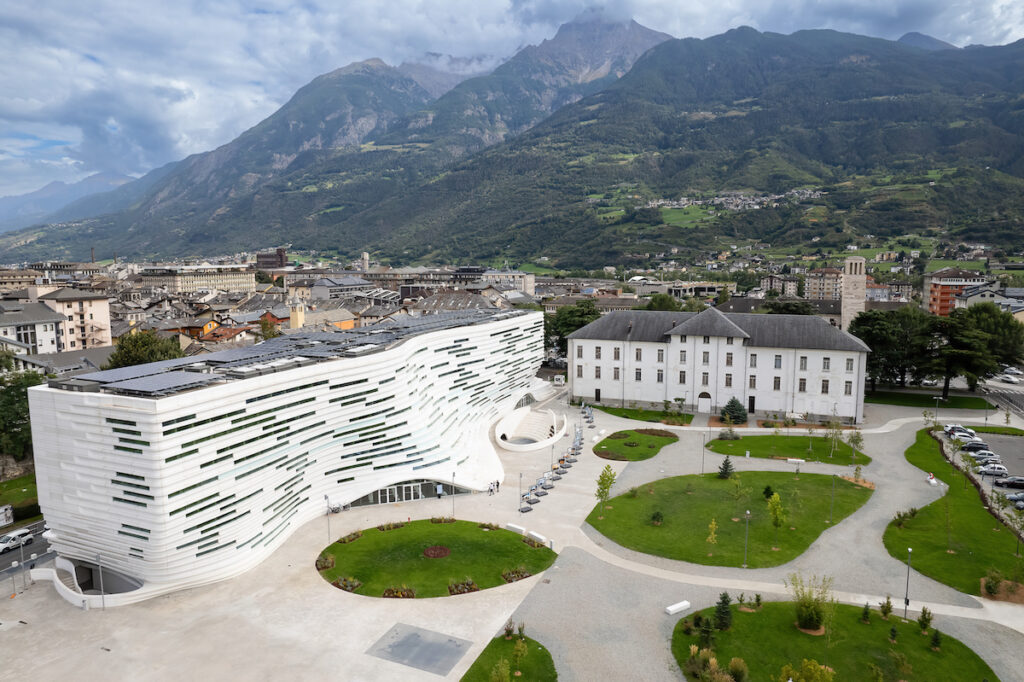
(103, 371, 219, 395)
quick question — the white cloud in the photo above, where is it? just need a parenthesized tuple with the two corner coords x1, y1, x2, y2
(0, 0, 1021, 197)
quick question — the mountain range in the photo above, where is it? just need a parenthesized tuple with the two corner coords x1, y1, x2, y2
(3, 20, 1023, 267)
(0, 172, 132, 233)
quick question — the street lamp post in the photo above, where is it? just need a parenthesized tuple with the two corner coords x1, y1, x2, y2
(829, 474, 836, 525)
(743, 510, 751, 568)
(325, 494, 331, 545)
(701, 431, 707, 475)
(934, 396, 941, 427)
(9, 562, 16, 597)
(519, 472, 523, 515)
(451, 472, 456, 519)
(903, 547, 913, 618)
(18, 540, 27, 590)
(96, 554, 106, 611)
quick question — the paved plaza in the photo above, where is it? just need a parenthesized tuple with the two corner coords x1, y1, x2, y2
(3, 395, 1024, 681)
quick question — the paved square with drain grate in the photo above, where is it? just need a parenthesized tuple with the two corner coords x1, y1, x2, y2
(366, 623, 472, 676)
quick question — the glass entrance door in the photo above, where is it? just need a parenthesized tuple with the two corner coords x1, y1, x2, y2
(402, 483, 420, 501)
(382, 487, 398, 503)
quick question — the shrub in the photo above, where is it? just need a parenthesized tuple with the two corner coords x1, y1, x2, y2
(721, 397, 748, 424)
(490, 658, 511, 682)
(854, 465, 862, 482)
(762, 485, 774, 500)
(931, 629, 942, 650)
(698, 619, 715, 648)
(916, 605, 933, 632)
(681, 619, 693, 636)
(627, 486, 639, 498)
(315, 553, 335, 571)
(728, 657, 749, 682)
(880, 595, 893, 619)
(693, 613, 703, 628)
(12, 502, 40, 521)
(651, 510, 664, 525)
(889, 626, 899, 643)
(517, 621, 525, 639)
(718, 427, 741, 440)
(754, 594, 762, 608)
(503, 620, 515, 639)
(786, 573, 834, 630)
(714, 592, 733, 630)
(718, 455, 735, 479)
(984, 568, 1003, 596)
(861, 602, 871, 623)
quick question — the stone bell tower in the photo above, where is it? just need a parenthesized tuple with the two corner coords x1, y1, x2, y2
(840, 256, 866, 331)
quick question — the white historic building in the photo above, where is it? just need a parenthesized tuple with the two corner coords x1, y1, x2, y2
(568, 308, 869, 423)
(29, 310, 544, 605)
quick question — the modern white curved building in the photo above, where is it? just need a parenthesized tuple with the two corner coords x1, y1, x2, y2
(28, 310, 544, 606)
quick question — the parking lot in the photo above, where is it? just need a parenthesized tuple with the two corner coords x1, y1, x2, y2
(981, 433, 1024, 477)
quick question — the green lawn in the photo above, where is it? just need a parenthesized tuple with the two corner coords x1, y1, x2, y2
(672, 602, 997, 681)
(865, 391, 994, 409)
(925, 259, 986, 273)
(973, 426, 1024, 436)
(320, 520, 556, 598)
(708, 435, 871, 465)
(587, 472, 872, 568)
(592, 405, 693, 425)
(0, 474, 37, 507)
(882, 429, 1024, 595)
(461, 635, 557, 681)
(594, 429, 678, 461)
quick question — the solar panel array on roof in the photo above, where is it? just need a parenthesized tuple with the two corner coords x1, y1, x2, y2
(103, 371, 219, 396)
(76, 357, 202, 384)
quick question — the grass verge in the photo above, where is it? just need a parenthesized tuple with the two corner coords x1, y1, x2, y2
(708, 435, 870, 465)
(972, 426, 1024, 436)
(882, 429, 1024, 595)
(865, 391, 993, 409)
(672, 602, 997, 681)
(0, 473, 37, 507)
(592, 405, 693, 425)
(320, 519, 556, 598)
(594, 429, 678, 461)
(461, 635, 557, 681)
(587, 472, 872, 568)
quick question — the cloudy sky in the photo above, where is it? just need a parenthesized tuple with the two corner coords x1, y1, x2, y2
(2, 0, 1022, 198)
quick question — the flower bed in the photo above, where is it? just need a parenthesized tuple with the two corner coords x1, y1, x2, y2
(502, 567, 532, 583)
(447, 578, 480, 595)
(332, 576, 362, 592)
(336, 530, 362, 544)
(376, 521, 406, 532)
(382, 585, 415, 598)
(423, 545, 451, 558)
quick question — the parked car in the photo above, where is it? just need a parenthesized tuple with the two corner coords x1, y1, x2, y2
(975, 457, 1003, 468)
(1005, 491, 1024, 501)
(944, 424, 975, 437)
(994, 476, 1024, 489)
(1000, 375, 1021, 384)
(920, 378, 939, 387)
(1006, 367, 1023, 376)
(967, 449, 998, 458)
(0, 527, 33, 554)
(977, 464, 1009, 477)
(961, 441, 992, 452)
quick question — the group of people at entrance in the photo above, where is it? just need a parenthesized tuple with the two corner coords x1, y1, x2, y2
(487, 480, 501, 495)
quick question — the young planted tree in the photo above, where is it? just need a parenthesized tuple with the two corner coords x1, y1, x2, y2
(714, 592, 733, 630)
(806, 424, 816, 453)
(511, 638, 528, 677)
(785, 573, 835, 631)
(707, 517, 718, 555)
(718, 455, 735, 479)
(880, 595, 893, 620)
(490, 658, 511, 682)
(768, 492, 786, 550)
(594, 465, 617, 519)
(917, 606, 934, 634)
(777, 658, 836, 682)
(721, 397, 748, 424)
(729, 476, 750, 518)
(825, 419, 843, 458)
(846, 429, 864, 464)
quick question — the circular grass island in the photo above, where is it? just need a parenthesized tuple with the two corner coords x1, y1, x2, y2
(587, 471, 872, 568)
(672, 601, 996, 680)
(594, 428, 679, 461)
(317, 519, 556, 598)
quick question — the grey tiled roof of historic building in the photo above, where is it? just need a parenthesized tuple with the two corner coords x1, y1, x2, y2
(568, 309, 870, 353)
(667, 307, 749, 339)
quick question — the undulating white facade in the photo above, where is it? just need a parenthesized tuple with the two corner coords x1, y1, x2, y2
(29, 310, 543, 605)
(568, 308, 869, 423)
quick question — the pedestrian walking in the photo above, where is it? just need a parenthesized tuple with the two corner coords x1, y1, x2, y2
(488, 482, 494, 496)
(495, 480, 500, 492)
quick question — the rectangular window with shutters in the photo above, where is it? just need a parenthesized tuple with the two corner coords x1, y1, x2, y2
(679, 370, 686, 383)
(725, 352, 733, 367)
(595, 346, 601, 359)
(635, 369, 642, 381)
(701, 372, 709, 386)
(657, 349, 664, 362)
(774, 354, 782, 369)
(636, 348, 642, 361)
(614, 347, 620, 361)
(725, 373, 732, 387)
(576, 365, 583, 378)
(749, 375, 756, 389)
(845, 381, 853, 395)
(823, 357, 831, 371)
(773, 376, 781, 390)
(702, 351, 710, 365)
(613, 367, 620, 380)
(846, 358, 854, 372)
(799, 378, 807, 392)
(822, 379, 830, 394)
(657, 370, 664, 383)
(594, 367, 601, 379)
(799, 356, 807, 371)
(750, 354, 757, 368)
